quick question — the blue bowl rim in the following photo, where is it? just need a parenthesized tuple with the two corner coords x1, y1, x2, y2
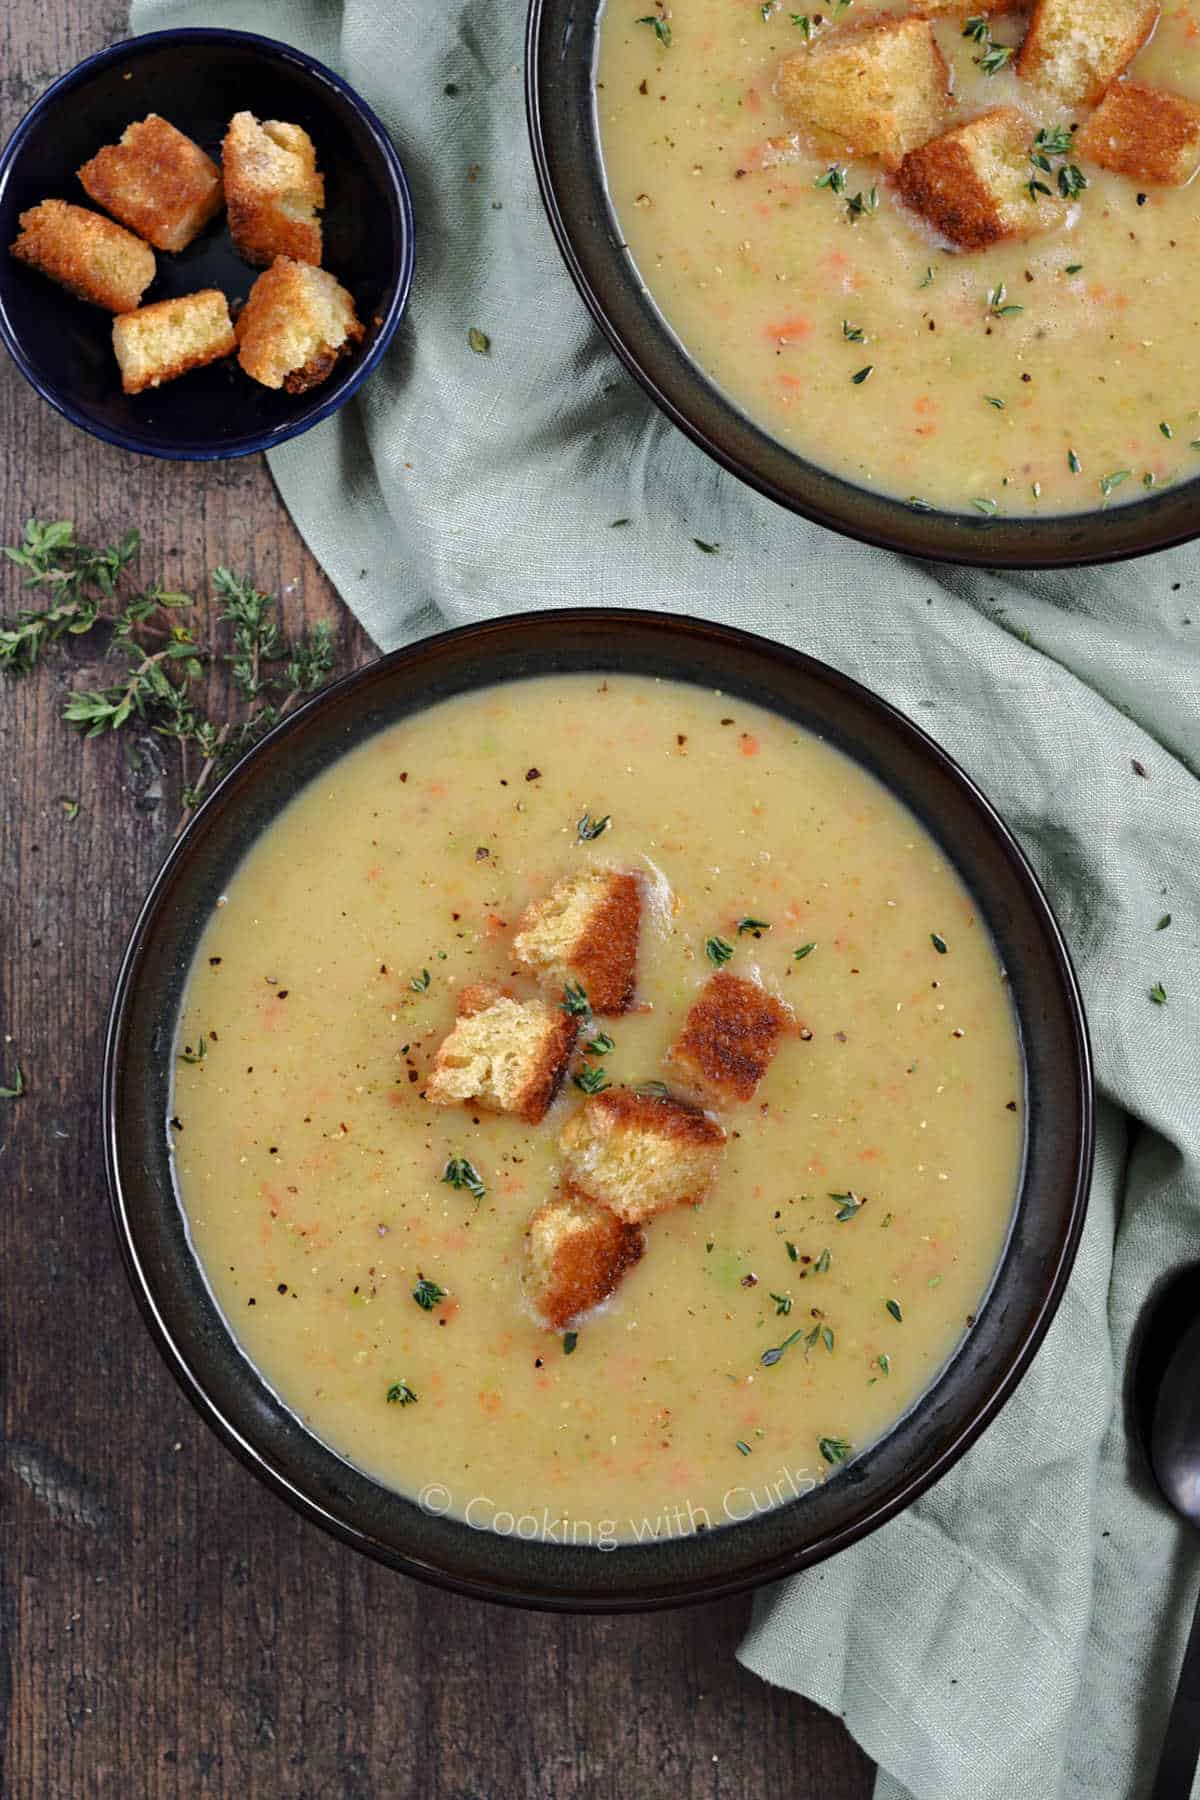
(0, 26, 416, 462)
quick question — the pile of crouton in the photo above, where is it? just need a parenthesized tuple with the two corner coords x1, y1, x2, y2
(775, 0, 1200, 250)
(10, 110, 363, 397)
(423, 866, 798, 1334)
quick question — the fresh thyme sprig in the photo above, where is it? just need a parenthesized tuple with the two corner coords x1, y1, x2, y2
(1, 520, 336, 829)
(1, 518, 147, 672)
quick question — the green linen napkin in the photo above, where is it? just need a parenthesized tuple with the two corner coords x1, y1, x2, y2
(132, 1, 1200, 1793)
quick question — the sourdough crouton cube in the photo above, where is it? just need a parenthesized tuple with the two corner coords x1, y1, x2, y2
(558, 1087, 726, 1224)
(776, 17, 950, 170)
(111, 289, 235, 395)
(235, 256, 364, 394)
(667, 972, 795, 1105)
(1075, 81, 1200, 186)
(897, 108, 1067, 251)
(222, 112, 323, 267)
(1015, 0, 1159, 106)
(513, 870, 643, 1015)
(77, 115, 223, 253)
(425, 983, 578, 1123)
(524, 1186, 644, 1330)
(10, 200, 155, 314)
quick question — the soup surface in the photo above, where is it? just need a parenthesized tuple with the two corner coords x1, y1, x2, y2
(596, 0, 1200, 515)
(174, 674, 1023, 1545)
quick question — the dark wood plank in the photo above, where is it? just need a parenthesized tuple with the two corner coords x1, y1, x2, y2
(0, 5, 877, 1794)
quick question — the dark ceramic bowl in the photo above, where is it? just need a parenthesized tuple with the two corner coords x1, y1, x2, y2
(526, 0, 1200, 569)
(0, 29, 414, 460)
(105, 610, 1093, 1611)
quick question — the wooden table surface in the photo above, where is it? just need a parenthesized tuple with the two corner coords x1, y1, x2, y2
(0, 5, 878, 1795)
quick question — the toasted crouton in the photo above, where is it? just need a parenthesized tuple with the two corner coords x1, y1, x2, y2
(524, 1186, 644, 1330)
(897, 108, 1067, 250)
(425, 983, 578, 1123)
(222, 112, 323, 267)
(1015, 0, 1158, 106)
(513, 870, 643, 1015)
(77, 115, 223, 253)
(1075, 81, 1200, 185)
(235, 256, 363, 393)
(111, 289, 235, 395)
(776, 17, 950, 170)
(10, 200, 155, 314)
(667, 972, 795, 1104)
(558, 1087, 726, 1224)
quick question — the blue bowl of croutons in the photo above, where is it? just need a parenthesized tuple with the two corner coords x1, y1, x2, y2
(0, 29, 414, 460)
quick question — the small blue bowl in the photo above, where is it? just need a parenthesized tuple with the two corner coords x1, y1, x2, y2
(0, 28, 415, 460)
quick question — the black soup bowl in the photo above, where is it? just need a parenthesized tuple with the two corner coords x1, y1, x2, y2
(105, 610, 1093, 1611)
(526, 0, 1200, 569)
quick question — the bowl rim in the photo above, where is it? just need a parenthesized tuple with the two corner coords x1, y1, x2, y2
(103, 607, 1094, 1611)
(0, 26, 415, 462)
(525, 0, 1200, 569)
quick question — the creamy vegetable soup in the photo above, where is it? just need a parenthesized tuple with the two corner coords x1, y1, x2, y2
(173, 675, 1023, 1544)
(596, 0, 1200, 514)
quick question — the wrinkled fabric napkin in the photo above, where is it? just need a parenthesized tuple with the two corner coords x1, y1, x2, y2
(132, 1, 1200, 1793)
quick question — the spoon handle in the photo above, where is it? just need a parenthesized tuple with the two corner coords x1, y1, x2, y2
(1152, 1579, 1200, 1800)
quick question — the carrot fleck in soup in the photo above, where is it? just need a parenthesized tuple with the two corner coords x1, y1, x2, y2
(595, 0, 1200, 515)
(173, 675, 1023, 1545)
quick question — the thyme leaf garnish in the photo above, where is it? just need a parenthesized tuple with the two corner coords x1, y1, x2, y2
(635, 13, 671, 46)
(442, 1156, 486, 1202)
(576, 809, 611, 841)
(574, 1064, 611, 1094)
(761, 1327, 806, 1366)
(986, 282, 1023, 318)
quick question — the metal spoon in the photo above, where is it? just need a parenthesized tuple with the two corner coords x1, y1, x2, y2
(1145, 1307, 1200, 1799)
